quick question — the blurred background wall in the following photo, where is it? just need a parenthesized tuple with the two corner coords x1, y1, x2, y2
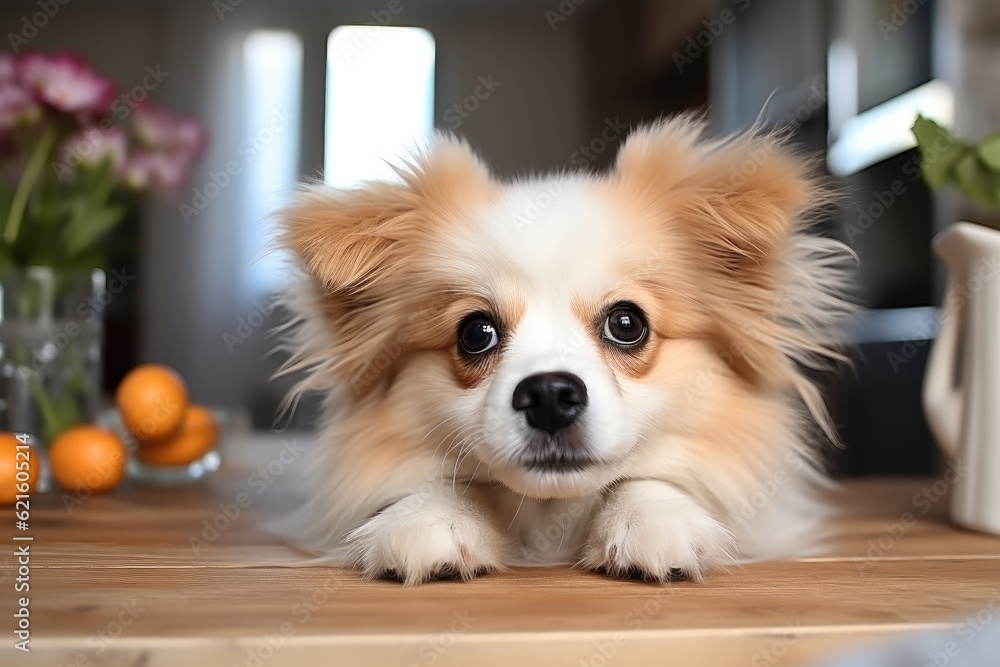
(3, 0, 987, 475)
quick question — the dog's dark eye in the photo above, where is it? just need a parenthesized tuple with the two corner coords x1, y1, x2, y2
(459, 315, 499, 355)
(603, 303, 647, 347)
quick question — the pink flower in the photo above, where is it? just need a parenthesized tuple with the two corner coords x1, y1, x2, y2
(0, 53, 16, 82)
(62, 126, 128, 173)
(0, 53, 39, 130)
(0, 80, 40, 131)
(17, 52, 117, 115)
(133, 102, 208, 159)
(123, 149, 191, 196)
(125, 103, 207, 197)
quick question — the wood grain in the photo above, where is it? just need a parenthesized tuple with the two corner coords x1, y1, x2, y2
(3, 434, 1000, 666)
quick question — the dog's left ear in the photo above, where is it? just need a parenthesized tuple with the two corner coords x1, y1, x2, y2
(611, 117, 823, 269)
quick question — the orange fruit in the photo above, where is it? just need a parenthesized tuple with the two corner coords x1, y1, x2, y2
(0, 434, 38, 505)
(137, 404, 218, 467)
(115, 364, 188, 440)
(49, 426, 127, 494)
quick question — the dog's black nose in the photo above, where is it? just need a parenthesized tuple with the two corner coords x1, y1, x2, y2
(512, 372, 588, 435)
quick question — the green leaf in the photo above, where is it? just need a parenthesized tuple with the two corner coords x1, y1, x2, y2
(912, 115, 967, 190)
(31, 196, 75, 228)
(3, 127, 57, 245)
(0, 177, 14, 223)
(63, 205, 126, 256)
(90, 157, 116, 203)
(977, 131, 1000, 171)
(952, 153, 1000, 208)
(0, 243, 13, 271)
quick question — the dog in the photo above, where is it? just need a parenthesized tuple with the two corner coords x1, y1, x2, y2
(274, 116, 852, 585)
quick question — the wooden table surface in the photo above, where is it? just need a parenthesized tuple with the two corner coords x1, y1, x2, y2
(4, 434, 1000, 667)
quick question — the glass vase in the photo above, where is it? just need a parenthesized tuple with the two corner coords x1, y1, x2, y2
(0, 267, 105, 445)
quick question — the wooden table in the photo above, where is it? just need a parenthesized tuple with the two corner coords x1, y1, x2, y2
(4, 434, 1000, 667)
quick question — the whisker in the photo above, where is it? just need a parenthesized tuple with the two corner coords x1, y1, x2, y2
(462, 458, 484, 495)
(507, 492, 528, 531)
(436, 426, 468, 481)
(555, 513, 566, 557)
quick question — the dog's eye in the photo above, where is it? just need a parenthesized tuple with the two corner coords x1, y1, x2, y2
(602, 303, 647, 347)
(459, 315, 499, 355)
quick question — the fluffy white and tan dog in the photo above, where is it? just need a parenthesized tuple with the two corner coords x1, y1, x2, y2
(275, 116, 852, 585)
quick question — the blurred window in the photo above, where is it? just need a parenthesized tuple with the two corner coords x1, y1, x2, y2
(324, 26, 436, 187)
(241, 30, 303, 299)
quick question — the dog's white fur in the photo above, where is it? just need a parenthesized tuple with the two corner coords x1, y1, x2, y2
(274, 116, 852, 585)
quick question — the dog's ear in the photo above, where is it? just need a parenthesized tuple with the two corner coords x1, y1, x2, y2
(278, 137, 495, 295)
(277, 138, 496, 396)
(610, 117, 837, 392)
(611, 117, 824, 270)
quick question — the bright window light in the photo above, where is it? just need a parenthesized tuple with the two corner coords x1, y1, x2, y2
(325, 26, 435, 187)
(827, 79, 954, 176)
(241, 30, 302, 299)
(827, 39, 858, 140)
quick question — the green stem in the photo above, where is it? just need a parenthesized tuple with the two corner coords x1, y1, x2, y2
(27, 373, 64, 443)
(4, 127, 57, 246)
(12, 343, 64, 445)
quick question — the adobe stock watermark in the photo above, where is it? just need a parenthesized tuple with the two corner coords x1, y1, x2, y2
(778, 80, 827, 131)
(545, 0, 587, 31)
(673, 0, 752, 73)
(54, 598, 146, 667)
(51, 65, 170, 181)
(230, 575, 345, 667)
(750, 622, 804, 667)
(843, 125, 957, 246)
(715, 80, 827, 182)
(887, 253, 1000, 373)
(578, 588, 674, 667)
(369, 405, 510, 521)
(516, 498, 590, 564)
(512, 177, 572, 233)
(27, 267, 134, 373)
(712, 143, 770, 192)
(516, 115, 634, 232)
(569, 116, 629, 167)
(349, 302, 442, 394)
(178, 107, 294, 224)
(224, 268, 305, 354)
(727, 451, 807, 530)
(877, 0, 930, 40)
(223, 294, 280, 354)
(406, 611, 476, 667)
(213, 0, 243, 21)
(189, 439, 305, 555)
(923, 593, 1000, 667)
(60, 444, 131, 514)
(681, 288, 795, 405)
(856, 459, 969, 571)
(443, 75, 502, 130)
(324, 0, 417, 62)
(495, 249, 671, 381)
(7, 0, 71, 53)
(230, 572, 347, 667)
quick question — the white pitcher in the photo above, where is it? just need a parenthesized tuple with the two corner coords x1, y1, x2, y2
(923, 221, 1000, 535)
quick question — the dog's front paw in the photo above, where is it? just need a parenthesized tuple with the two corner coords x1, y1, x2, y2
(346, 490, 507, 586)
(580, 480, 736, 582)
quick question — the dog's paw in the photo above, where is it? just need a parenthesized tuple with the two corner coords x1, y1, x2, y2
(346, 491, 507, 586)
(580, 480, 736, 582)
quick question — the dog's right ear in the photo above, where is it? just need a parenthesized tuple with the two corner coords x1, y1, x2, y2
(278, 137, 495, 296)
(278, 180, 412, 296)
